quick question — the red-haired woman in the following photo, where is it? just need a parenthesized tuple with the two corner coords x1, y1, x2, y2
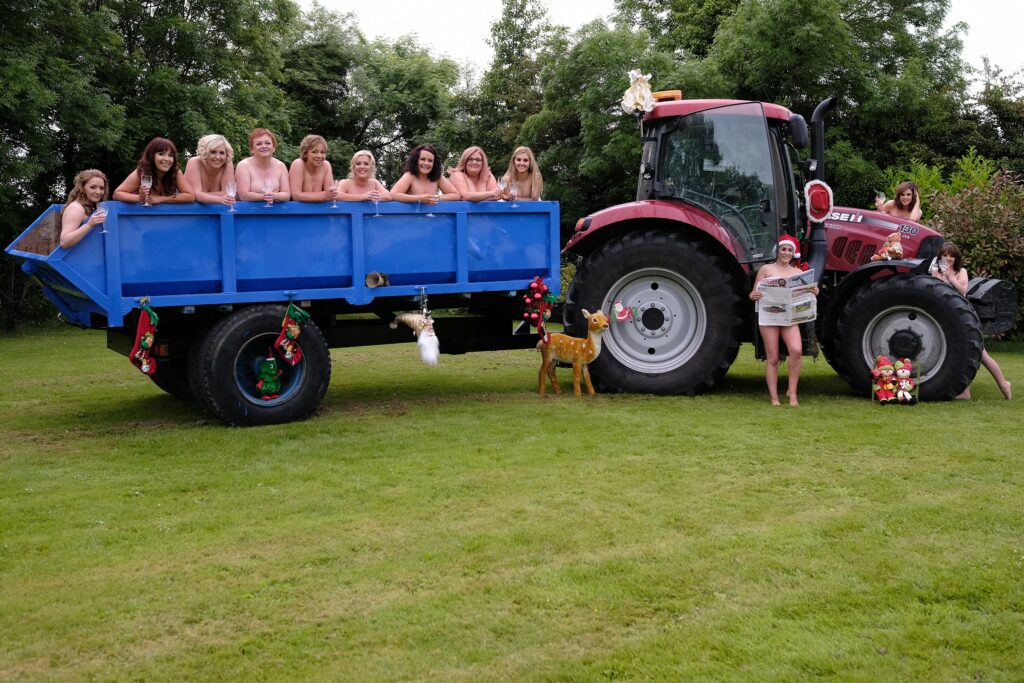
(235, 128, 290, 203)
(113, 137, 195, 204)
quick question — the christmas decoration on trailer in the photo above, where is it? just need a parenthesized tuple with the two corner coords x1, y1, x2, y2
(274, 301, 311, 366)
(130, 297, 159, 375)
(522, 276, 556, 343)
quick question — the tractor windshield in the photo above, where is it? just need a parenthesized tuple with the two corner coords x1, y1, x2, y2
(655, 102, 779, 263)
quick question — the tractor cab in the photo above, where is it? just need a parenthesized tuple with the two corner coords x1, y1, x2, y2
(636, 96, 808, 264)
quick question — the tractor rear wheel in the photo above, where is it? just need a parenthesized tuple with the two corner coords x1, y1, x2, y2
(833, 274, 982, 400)
(565, 230, 743, 395)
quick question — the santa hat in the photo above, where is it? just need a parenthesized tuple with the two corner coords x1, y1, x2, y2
(804, 179, 834, 223)
(778, 234, 801, 259)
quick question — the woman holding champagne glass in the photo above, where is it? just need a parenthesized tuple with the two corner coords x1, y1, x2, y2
(114, 137, 195, 205)
(184, 134, 236, 206)
(499, 146, 543, 201)
(390, 144, 460, 206)
(60, 169, 109, 249)
(338, 150, 390, 205)
(288, 135, 338, 203)
(447, 146, 500, 201)
(235, 128, 290, 204)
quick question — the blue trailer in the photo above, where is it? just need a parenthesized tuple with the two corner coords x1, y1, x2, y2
(6, 200, 561, 425)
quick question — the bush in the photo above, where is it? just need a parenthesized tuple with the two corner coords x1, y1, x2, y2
(882, 148, 999, 220)
(928, 170, 1024, 335)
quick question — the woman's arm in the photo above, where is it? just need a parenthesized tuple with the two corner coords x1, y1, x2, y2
(437, 176, 460, 201)
(288, 159, 331, 202)
(879, 199, 896, 216)
(275, 162, 290, 201)
(373, 179, 391, 201)
(235, 160, 260, 201)
(449, 172, 499, 202)
(949, 267, 969, 296)
(389, 173, 432, 204)
(337, 179, 383, 202)
(113, 170, 142, 203)
(749, 266, 766, 301)
(151, 170, 194, 204)
(909, 197, 923, 222)
(60, 202, 106, 249)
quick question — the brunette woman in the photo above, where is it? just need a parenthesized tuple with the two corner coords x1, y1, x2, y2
(390, 144, 460, 205)
(748, 235, 819, 406)
(288, 134, 337, 202)
(184, 134, 235, 205)
(60, 169, 109, 249)
(113, 137, 195, 204)
(499, 146, 543, 201)
(338, 150, 391, 202)
(875, 180, 922, 221)
(234, 128, 290, 203)
(448, 146, 500, 201)
(930, 241, 1012, 400)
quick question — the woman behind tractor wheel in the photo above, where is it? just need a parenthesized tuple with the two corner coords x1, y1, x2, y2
(748, 235, 819, 406)
(930, 241, 1012, 400)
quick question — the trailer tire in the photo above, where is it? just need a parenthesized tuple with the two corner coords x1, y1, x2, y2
(833, 274, 982, 400)
(149, 358, 195, 401)
(565, 230, 743, 395)
(190, 305, 331, 426)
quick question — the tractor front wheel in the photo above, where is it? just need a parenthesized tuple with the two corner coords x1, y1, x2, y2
(833, 274, 983, 400)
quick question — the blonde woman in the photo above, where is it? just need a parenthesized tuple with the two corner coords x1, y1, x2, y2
(338, 150, 391, 202)
(448, 146, 500, 201)
(60, 169, 109, 249)
(499, 146, 543, 201)
(288, 134, 337, 202)
(184, 134, 236, 205)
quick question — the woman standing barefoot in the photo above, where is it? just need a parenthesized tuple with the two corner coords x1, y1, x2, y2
(930, 241, 1012, 400)
(749, 235, 818, 406)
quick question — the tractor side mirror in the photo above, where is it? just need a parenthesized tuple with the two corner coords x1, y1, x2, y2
(789, 114, 809, 148)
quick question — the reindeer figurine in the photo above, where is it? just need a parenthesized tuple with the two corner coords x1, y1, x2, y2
(538, 309, 610, 396)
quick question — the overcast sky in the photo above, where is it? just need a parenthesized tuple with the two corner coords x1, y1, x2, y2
(301, 0, 1023, 79)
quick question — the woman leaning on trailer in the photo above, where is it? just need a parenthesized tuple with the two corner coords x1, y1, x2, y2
(113, 137, 195, 205)
(60, 169, 109, 249)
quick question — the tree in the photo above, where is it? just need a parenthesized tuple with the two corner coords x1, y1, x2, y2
(521, 22, 673, 237)
(473, 0, 562, 167)
(614, 0, 741, 58)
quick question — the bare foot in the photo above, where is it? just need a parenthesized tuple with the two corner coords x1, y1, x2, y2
(789, 394, 799, 406)
(955, 388, 971, 400)
(999, 380, 1012, 400)
(770, 396, 781, 406)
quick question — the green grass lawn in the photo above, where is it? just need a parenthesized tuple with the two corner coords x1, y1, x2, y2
(2, 328, 1022, 681)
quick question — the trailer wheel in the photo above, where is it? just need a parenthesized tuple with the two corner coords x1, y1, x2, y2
(833, 274, 983, 400)
(149, 358, 194, 401)
(565, 230, 743, 395)
(190, 305, 331, 426)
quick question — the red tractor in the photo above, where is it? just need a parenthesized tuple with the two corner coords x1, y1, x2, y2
(563, 94, 1017, 400)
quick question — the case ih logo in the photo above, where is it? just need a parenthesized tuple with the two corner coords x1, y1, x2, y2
(827, 211, 863, 222)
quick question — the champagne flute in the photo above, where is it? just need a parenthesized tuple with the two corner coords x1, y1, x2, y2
(226, 182, 237, 212)
(140, 175, 153, 206)
(509, 181, 519, 208)
(262, 178, 274, 207)
(97, 201, 109, 234)
(331, 179, 338, 208)
(425, 188, 439, 218)
(372, 182, 382, 217)
(496, 177, 508, 201)
(875, 191, 885, 210)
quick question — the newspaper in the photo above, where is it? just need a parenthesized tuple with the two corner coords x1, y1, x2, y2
(756, 269, 817, 326)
